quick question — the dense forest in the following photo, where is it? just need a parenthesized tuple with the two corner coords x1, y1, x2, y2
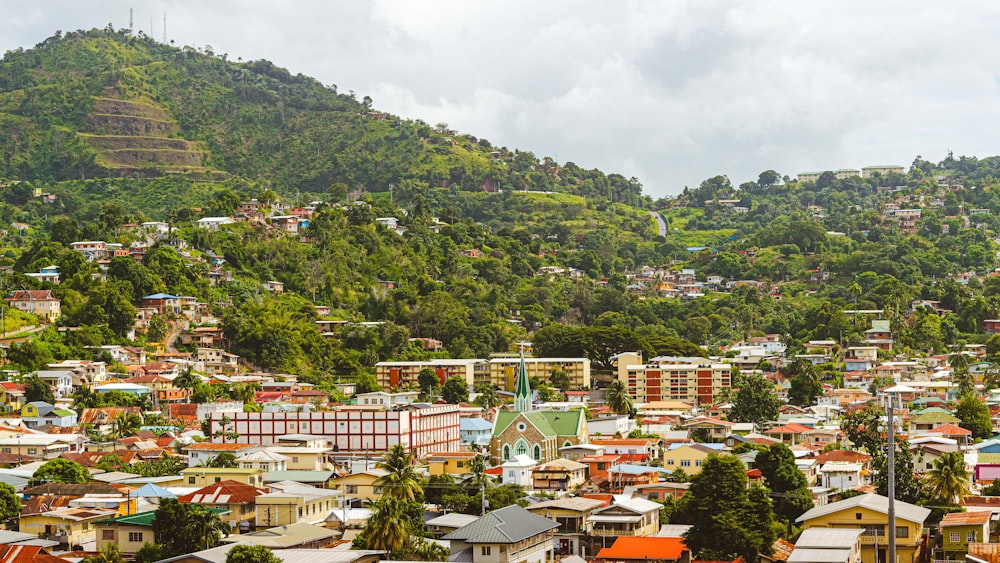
(2, 28, 1000, 391)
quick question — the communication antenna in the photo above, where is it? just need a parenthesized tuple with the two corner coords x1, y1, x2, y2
(163, 12, 166, 43)
(129, 8, 133, 36)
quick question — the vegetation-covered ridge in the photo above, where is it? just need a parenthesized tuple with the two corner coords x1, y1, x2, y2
(0, 27, 647, 203)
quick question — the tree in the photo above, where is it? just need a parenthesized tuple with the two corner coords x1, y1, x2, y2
(550, 369, 571, 392)
(605, 379, 633, 415)
(682, 454, 775, 562)
(0, 482, 21, 528)
(81, 543, 126, 563)
(474, 384, 503, 411)
(205, 452, 238, 468)
(226, 545, 281, 563)
(441, 375, 469, 404)
(755, 444, 813, 529)
(29, 458, 90, 486)
(955, 393, 992, 439)
(950, 352, 974, 396)
(24, 375, 54, 404)
(923, 451, 971, 506)
(729, 374, 780, 426)
(147, 315, 168, 342)
(375, 444, 422, 501)
(786, 360, 822, 407)
(418, 368, 440, 401)
(151, 498, 229, 556)
(359, 496, 410, 554)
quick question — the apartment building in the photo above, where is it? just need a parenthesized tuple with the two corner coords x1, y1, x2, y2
(614, 353, 732, 405)
(489, 357, 591, 391)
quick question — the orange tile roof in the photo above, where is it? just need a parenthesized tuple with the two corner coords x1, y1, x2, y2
(814, 450, 871, 465)
(941, 511, 991, 525)
(597, 537, 688, 561)
(764, 423, 814, 434)
(929, 423, 972, 436)
(178, 480, 267, 504)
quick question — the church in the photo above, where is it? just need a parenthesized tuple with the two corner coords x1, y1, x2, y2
(488, 355, 588, 464)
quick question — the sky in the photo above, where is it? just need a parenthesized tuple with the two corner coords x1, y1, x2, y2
(3, 1, 1000, 197)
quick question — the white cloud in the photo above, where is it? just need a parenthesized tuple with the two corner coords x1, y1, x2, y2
(3, 0, 1000, 196)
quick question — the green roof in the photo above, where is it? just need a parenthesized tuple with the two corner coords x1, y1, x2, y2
(95, 507, 229, 527)
(909, 411, 960, 424)
(51, 410, 75, 417)
(493, 410, 583, 438)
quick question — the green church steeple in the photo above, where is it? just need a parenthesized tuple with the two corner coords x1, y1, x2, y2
(514, 353, 532, 412)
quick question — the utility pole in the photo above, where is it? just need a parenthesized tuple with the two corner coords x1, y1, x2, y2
(887, 393, 895, 563)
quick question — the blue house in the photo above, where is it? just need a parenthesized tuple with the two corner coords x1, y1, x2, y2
(460, 418, 493, 447)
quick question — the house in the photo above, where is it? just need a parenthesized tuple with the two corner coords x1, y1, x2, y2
(578, 454, 621, 486)
(141, 293, 179, 315)
(790, 528, 863, 563)
(329, 469, 387, 506)
(94, 508, 226, 555)
(254, 481, 341, 527)
(183, 442, 260, 467)
(590, 438, 661, 463)
(178, 480, 268, 533)
(662, 443, 722, 475)
(236, 450, 288, 473)
(20, 507, 118, 550)
(178, 467, 265, 488)
(796, 494, 930, 563)
(531, 458, 587, 491)
(426, 513, 482, 540)
(765, 424, 816, 445)
(527, 497, 607, 557)
(683, 416, 735, 441)
(596, 537, 691, 563)
(21, 402, 76, 429)
(589, 498, 662, 548)
(196, 217, 235, 230)
(427, 451, 479, 476)
(606, 464, 662, 493)
(818, 462, 867, 491)
(940, 511, 991, 560)
(6, 290, 60, 322)
(634, 481, 690, 501)
(501, 454, 537, 488)
(25, 265, 60, 285)
(218, 522, 339, 549)
(443, 504, 559, 563)
(460, 418, 494, 448)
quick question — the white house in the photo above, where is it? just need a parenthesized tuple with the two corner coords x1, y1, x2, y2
(501, 454, 537, 489)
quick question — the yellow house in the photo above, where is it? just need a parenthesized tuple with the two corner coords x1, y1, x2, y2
(20, 507, 118, 550)
(94, 507, 230, 555)
(0, 382, 25, 412)
(329, 469, 387, 504)
(255, 481, 342, 527)
(661, 444, 719, 475)
(267, 446, 330, 471)
(527, 497, 606, 556)
(796, 494, 930, 563)
(427, 451, 478, 476)
(179, 467, 265, 488)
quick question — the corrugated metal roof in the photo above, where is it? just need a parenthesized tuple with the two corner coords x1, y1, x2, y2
(796, 493, 930, 524)
(442, 505, 558, 544)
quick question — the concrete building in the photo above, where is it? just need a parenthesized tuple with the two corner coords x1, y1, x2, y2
(614, 353, 732, 405)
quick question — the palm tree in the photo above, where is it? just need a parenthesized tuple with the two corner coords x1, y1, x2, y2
(374, 444, 422, 501)
(362, 497, 410, 554)
(605, 379, 633, 416)
(231, 381, 261, 404)
(475, 384, 502, 412)
(950, 352, 974, 395)
(174, 367, 199, 390)
(924, 451, 971, 505)
(187, 505, 230, 550)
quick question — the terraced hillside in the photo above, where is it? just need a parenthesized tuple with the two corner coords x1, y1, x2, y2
(78, 96, 224, 180)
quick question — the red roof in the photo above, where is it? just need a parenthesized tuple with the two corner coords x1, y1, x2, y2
(6, 290, 57, 302)
(591, 438, 658, 446)
(178, 480, 267, 504)
(597, 537, 688, 561)
(929, 423, 972, 436)
(764, 424, 814, 435)
(815, 450, 871, 465)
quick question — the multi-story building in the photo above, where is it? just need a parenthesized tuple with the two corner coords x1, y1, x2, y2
(489, 357, 590, 391)
(205, 404, 461, 457)
(614, 353, 732, 405)
(374, 359, 487, 390)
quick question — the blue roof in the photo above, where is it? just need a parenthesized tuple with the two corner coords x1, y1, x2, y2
(143, 293, 178, 299)
(132, 483, 175, 498)
(460, 418, 494, 431)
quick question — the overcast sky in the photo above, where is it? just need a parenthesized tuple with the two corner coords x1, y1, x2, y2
(4, 1, 1000, 197)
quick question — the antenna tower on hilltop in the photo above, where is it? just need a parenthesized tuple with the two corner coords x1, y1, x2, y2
(163, 12, 167, 43)
(129, 8, 134, 36)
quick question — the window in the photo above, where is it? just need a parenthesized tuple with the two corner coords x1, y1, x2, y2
(855, 513, 862, 520)
(27, 448, 36, 455)
(214, 477, 221, 483)
(950, 532, 960, 543)
(967, 531, 976, 542)
(597, 463, 606, 470)
(457, 462, 465, 468)
(695, 460, 702, 467)
(0, 449, 8, 454)
(102, 530, 114, 540)
(533, 445, 541, 460)
(515, 441, 528, 456)
(680, 460, 691, 467)
(896, 527, 908, 539)
(292, 457, 299, 463)
(188, 477, 197, 485)
(345, 485, 358, 494)
(481, 547, 491, 556)
(503, 445, 511, 460)
(666, 459, 674, 466)
(861, 525, 885, 537)
(128, 532, 143, 542)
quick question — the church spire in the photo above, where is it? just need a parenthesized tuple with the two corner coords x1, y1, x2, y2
(514, 353, 532, 412)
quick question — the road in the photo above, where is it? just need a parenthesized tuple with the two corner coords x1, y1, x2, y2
(650, 211, 667, 237)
